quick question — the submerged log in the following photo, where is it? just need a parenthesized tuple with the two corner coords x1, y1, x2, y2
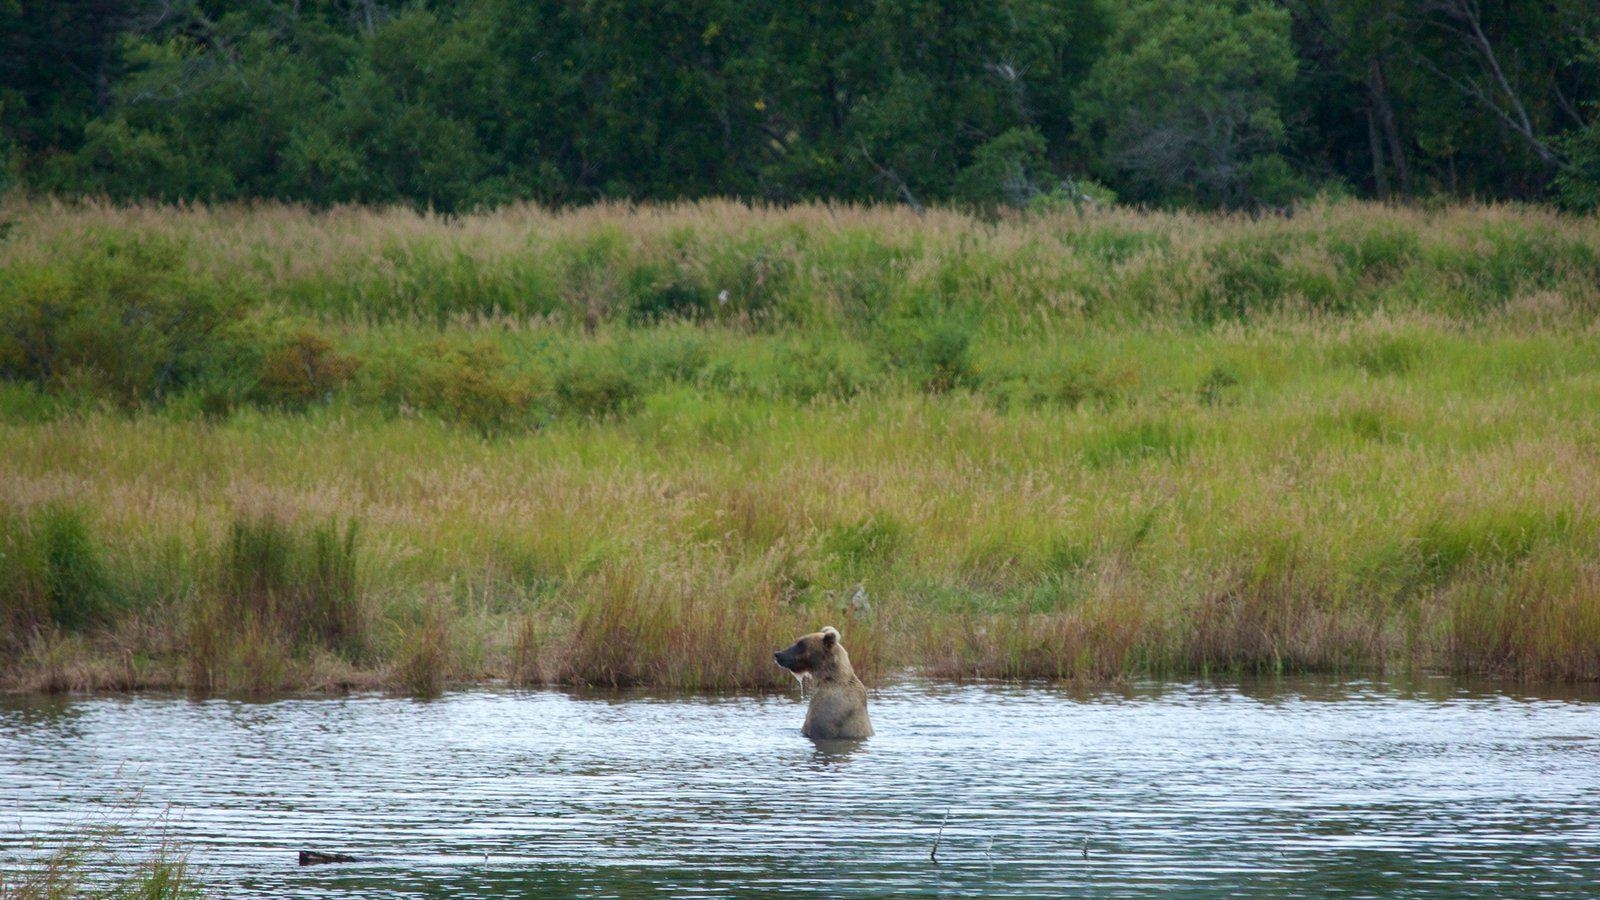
(299, 850, 362, 866)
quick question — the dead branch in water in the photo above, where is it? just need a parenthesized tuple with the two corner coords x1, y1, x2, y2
(930, 806, 951, 863)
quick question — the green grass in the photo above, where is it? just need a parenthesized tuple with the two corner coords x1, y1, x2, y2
(2, 198, 1599, 691)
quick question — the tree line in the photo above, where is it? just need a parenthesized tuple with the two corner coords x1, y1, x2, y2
(3, 0, 1598, 211)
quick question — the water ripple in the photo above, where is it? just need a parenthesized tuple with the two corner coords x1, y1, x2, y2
(2, 679, 1598, 896)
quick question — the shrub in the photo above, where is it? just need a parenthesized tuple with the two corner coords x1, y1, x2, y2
(626, 265, 708, 323)
(554, 352, 641, 419)
(981, 355, 1112, 411)
(364, 338, 549, 435)
(955, 127, 1052, 209)
(770, 337, 877, 402)
(252, 328, 359, 409)
(0, 234, 250, 408)
(1195, 364, 1240, 406)
(888, 318, 975, 393)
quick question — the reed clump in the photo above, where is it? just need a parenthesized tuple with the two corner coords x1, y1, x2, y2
(391, 599, 453, 697)
(1446, 553, 1600, 681)
(0, 504, 115, 643)
(183, 513, 365, 694)
(546, 562, 815, 690)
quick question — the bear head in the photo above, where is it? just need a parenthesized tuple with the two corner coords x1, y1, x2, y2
(773, 626, 844, 678)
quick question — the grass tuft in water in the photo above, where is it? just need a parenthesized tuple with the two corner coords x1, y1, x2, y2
(0, 807, 201, 900)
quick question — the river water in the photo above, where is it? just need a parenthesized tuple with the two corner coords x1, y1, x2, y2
(3, 678, 1598, 896)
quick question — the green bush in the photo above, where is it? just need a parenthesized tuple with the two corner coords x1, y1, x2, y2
(361, 338, 549, 434)
(889, 318, 975, 393)
(981, 355, 1111, 411)
(554, 352, 641, 419)
(0, 234, 250, 408)
(1195, 364, 1240, 406)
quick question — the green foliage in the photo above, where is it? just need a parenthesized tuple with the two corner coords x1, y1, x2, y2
(0, 504, 115, 638)
(5, 200, 1599, 430)
(357, 338, 548, 435)
(1196, 364, 1240, 406)
(955, 128, 1053, 208)
(4, 0, 1599, 208)
(1555, 120, 1600, 210)
(3, 0, 1115, 209)
(1074, 0, 1302, 208)
(1028, 177, 1119, 213)
(0, 234, 250, 408)
(980, 352, 1116, 412)
(554, 352, 642, 419)
(890, 318, 977, 394)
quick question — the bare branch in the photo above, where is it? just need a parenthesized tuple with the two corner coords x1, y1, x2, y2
(1414, 1, 1576, 173)
(1412, 53, 1572, 172)
(857, 140, 925, 215)
(1553, 81, 1589, 130)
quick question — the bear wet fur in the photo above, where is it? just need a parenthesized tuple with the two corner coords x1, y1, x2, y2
(773, 626, 874, 739)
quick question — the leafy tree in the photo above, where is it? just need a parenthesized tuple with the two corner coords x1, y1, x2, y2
(954, 126, 1052, 207)
(0, 0, 142, 187)
(3, 0, 1593, 209)
(1074, 0, 1302, 208)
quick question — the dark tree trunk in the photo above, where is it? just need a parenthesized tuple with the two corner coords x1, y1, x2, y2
(1367, 59, 1411, 197)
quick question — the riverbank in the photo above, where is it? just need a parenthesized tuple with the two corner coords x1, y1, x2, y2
(2, 199, 1598, 692)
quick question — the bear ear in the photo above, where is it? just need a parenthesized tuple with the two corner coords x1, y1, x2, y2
(820, 626, 840, 646)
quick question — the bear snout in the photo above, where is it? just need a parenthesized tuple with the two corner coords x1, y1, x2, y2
(773, 645, 802, 671)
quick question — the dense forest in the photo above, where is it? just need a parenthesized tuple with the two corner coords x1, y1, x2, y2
(3, 0, 1600, 212)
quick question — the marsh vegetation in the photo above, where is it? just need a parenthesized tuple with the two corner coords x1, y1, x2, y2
(2, 199, 1598, 692)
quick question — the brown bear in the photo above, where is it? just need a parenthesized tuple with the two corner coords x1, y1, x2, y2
(773, 626, 874, 739)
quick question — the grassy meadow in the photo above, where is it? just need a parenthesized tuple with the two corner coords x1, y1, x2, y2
(1, 198, 1598, 693)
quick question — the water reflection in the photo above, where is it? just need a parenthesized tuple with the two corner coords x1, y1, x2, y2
(807, 738, 868, 766)
(2, 677, 1598, 897)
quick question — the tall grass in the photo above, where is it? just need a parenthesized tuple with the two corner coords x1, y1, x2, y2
(186, 514, 365, 694)
(1, 504, 116, 641)
(2, 199, 1599, 690)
